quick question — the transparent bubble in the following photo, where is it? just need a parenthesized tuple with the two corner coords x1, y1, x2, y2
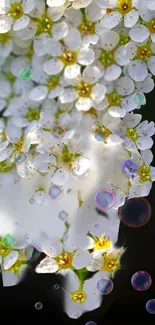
(96, 277, 113, 295)
(122, 159, 138, 178)
(35, 302, 43, 310)
(95, 188, 116, 211)
(146, 299, 155, 314)
(14, 152, 27, 164)
(49, 185, 64, 200)
(29, 198, 35, 204)
(19, 68, 32, 80)
(133, 93, 145, 105)
(94, 131, 105, 142)
(71, 311, 82, 319)
(131, 271, 152, 291)
(59, 210, 68, 221)
(24, 244, 41, 261)
(52, 125, 65, 139)
(54, 284, 60, 290)
(85, 322, 97, 325)
(119, 198, 151, 228)
(94, 224, 99, 228)
(2, 234, 16, 248)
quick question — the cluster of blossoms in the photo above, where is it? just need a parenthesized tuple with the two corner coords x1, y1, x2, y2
(0, 0, 155, 319)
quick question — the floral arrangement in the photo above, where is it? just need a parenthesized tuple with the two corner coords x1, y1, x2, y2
(0, 0, 155, 319)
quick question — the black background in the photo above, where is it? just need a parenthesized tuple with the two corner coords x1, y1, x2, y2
(0, 91, 155, 325)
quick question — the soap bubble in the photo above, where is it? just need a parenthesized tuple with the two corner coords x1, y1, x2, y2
(52, 125, 65, 139)
(14, 152, 27, 164)
(24, 244, 41, 261)
(96, 277, 113, 295)
(119, 198, 151, 227)
(59, 211, 68, 221)
(131, 271, 152, 291)
(49, 185, 64, 200)
(2, 234, 16, 248)
(95, 188, 116, 210)
(122, 159, 138, 178)
(19, 68, 32, 80)
(35, 302, 43, 310)
(146, 299, 155, 314)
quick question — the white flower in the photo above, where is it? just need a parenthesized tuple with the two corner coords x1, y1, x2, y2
(128, 149, 155, 198)
(60, 66, 106, 111)
(30, 189, 49, 207)
(43, 29, 95, 80)
(59, 268, 102, 319)
(35, 233, 91, 273)
(97, 0, 139, 29)
(0, 32, 13, 57)
(47, 0, 92, 9)
(86, 247, 124, 272)
(64, 4, 105, 45)
(131, 3, 155, 43)
(118, 112, 155, 151)
(96, 30, 122, 82)
(102, 76, 142, 118)
(0, 0, 37, 33)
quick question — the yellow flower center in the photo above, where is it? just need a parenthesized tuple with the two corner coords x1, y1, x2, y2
(61, 50, 77, 65)
(148, 18, 155, 33)
(0, 131, 7, 141)
(100, 50, 115, 68)
(117, 0, 132, 14)
(138, 164, 151, 183)
(95, 235, 112, 251)
(57, 252, 73, 269)
(13, 139, 24, 152)
(126, 128, 138, 142)
(25, 108, 40, 121)
(47, 76, 60, 90)
(0, 32, 10, 44)
(6, 73, 15, 83)
(137, 45, 152, 61)
(79, 21, 95, 35)
(10, 2, 23, 19)
(71, 290, 87, 304)
(0, 247, 12, 257)
(77, 82, 92, 97)
(37, 13, 53, 33)
(103, 255, 120, 273)
(107, 91, 122, 106)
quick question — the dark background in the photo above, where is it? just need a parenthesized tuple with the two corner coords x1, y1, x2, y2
(0, 91, 155, 325)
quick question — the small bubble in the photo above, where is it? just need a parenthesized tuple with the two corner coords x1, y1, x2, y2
(49, 185, 64, 200)
(52, 125, 65, 139)
(35, 302, 43, 310)
(85, 322, 97, 325)
(14, 152, 27, 164)
(19, 68, 32, 80)
(59, 210, 68, 221)
(131, 271, 152, 291)
(95, 188, 116, 211)
(24, 244, 41, 261)
(29, 198, 35, 204)
(54, 284, 60, 290)
(94, 224, 99, 228)
(2, 234, 16, 248)
(96, 278, 113, 295)
(146, 299, 155, 314)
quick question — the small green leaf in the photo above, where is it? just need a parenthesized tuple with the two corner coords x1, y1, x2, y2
(74, 267, 89, 282)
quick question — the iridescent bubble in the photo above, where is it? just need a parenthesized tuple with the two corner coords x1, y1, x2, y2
(24, 244, 41, 261)
(54, 284, 60, 290)
(95, 188, 116, 211)
(119, 198, 151, 228)
(146, 299, 155, 314)
(95, 224, 99, 228)
(52, 125, 65, 139)
(85, 322, 97, 325)
(49, 185, 64, 200)
(35, 302, 43, 310)
(2, 234, 16, 248)
(94, 131, 105, 142)
(122, 159, 138, 178)
(133, 93, 145, 105)
(96, 277, 113, 295)
(131, 271, 152, 291)
(19, 68, 32, 80)
(14, 151, 27, 164)
(59, 210, 68, 221)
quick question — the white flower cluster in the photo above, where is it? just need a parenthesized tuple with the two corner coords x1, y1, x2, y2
(0, 0, 155, 319)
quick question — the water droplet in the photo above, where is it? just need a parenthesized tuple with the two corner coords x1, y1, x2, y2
(52, 125, 65, 139)
(14, 152, 27, 164)
(24, 244, 41, 261)
(131, 271, 152, 291)
(95, 188, 116, 211)
(146, 299, 155, 314)
(49, 185, 64, 200)
(19, 68, 32, 80)
(59, 210, 68, 221)
(96, 277, 113, 295)
(94, 131, 105, 142)
(2, 234, 16, 248)
(35, 302, 43, 310)
(119, 198, 151, 228)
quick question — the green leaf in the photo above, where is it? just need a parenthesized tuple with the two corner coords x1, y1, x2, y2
(74, 267, 89, 282)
